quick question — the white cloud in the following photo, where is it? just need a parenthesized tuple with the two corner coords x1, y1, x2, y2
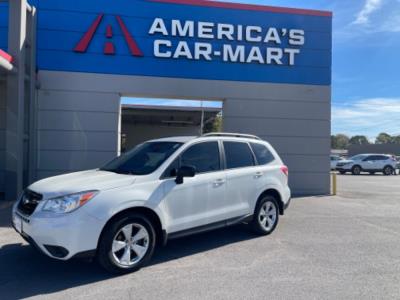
(353, 0, 384, 25)
(332, 98, 400, 139)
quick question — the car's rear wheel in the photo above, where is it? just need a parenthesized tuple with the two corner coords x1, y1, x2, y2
(251, 196, 279, 235)
(383, 166, 393, 176)
(97, 214, 156, 274)
(352, 165, 361, 175)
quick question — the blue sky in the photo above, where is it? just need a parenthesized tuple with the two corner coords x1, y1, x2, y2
(124, 0, 400, 140)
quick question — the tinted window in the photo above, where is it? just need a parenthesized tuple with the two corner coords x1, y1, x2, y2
(100, 142, 182, 175)
(162, 157, 180, 178)
(351, 155, 367, 161)
(181, 142, 220, 173)
(250, 143, 274, 165)
(364, 155, 387, 161)
(376, 155, 389, 161)
(363, 155, 375, 161)
(224, 141, 255, 169)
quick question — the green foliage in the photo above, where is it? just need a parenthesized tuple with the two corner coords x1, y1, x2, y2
(393, 135, 400, 144)
(331, 134, 350, 149)
(211, 114, 223, 133)
(375, 132, 393, 144)
(203, 113, 222, 133)
(349, 135, 370, 146)
(331, 132, 400, 149)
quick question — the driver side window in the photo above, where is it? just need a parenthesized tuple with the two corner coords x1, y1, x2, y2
(181, 142, 221, 174)
(161, 142, 221, 179)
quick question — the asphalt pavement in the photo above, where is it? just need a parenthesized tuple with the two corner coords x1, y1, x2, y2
(0, 174, 399, 300)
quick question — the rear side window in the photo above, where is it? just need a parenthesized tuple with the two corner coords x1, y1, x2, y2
(223, 141, 255, 169)
(363, 156, 374, 161)
(377, 155, 389, 160)
(250, 143, 275, 165)
(181, 142, 221, 173)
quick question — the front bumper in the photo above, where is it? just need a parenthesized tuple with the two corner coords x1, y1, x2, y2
(12, 206, 104, 260)
(336, 166, 351, 171)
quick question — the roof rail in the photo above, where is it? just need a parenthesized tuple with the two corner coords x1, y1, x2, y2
(202, 132, 262, 140)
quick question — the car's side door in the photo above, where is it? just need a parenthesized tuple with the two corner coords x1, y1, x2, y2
(375, 155, 389, 170)
(361, 155, 375, 170)
(160, 141, 226, 233)
(222, 141, 258, 220)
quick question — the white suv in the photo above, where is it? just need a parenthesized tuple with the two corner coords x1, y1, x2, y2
(336, 154, 397, 175)
(12, 133, 291, 273)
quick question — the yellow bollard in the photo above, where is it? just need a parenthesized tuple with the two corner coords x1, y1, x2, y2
(331, 172, 337, 195)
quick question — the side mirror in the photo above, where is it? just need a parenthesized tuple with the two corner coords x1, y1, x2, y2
(175, 165, 196, 184)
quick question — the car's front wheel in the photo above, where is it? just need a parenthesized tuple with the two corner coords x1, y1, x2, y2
(251, 196, 279, 235)
(97, 213, 156, 274)
(352, 165, 362, 175)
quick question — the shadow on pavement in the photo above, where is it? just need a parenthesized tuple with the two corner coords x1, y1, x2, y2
(337, 173, 398, 176)
(0, 202, 13, 227)
(0, 224, 259, 299)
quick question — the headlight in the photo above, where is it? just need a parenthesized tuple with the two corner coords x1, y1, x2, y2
(42, 191, 98, 214)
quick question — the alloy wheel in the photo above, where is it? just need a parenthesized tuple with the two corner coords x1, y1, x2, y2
(111, 223, 150, 267)
(258, 201, 277, 231)
(383, 167, 392, 175)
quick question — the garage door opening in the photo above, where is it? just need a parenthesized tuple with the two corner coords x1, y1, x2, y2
(120, 97, 223, 152)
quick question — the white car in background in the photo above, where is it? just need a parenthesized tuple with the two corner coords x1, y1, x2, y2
(336, 154, 397, 175)
(330, 155, 344, 170)
(12, 133, 291, 273)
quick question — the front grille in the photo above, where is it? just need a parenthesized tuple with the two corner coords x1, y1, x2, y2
(17, 189, 43, 216)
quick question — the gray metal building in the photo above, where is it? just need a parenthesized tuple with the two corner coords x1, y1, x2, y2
(349, 144, 400, 157)
(0, 0, 332, 200)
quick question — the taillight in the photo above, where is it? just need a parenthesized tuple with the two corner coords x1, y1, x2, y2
(281, 165, 289, 177)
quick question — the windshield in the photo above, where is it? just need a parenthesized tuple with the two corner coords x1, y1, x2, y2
(350, 154, 367, 161)
(100, 142, 183, 175)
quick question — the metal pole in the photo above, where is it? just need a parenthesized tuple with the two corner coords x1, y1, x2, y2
(331, 172, 337, 195)
(200, 100, 204, 135)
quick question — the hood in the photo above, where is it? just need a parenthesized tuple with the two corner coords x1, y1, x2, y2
(28, 169, 136, 198)
(337, 159, 354, 164)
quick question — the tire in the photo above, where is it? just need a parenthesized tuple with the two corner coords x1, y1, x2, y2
(251, 196, 279, 235)
(352, 165, 361, 175)
(383, 166, 393, 176)
(339, 171, 346, 175)
(97, 213, 156, 274)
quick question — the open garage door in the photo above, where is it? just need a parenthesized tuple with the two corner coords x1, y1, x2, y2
(120, 98, 222, 152)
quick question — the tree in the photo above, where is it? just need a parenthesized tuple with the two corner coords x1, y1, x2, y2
(375, 132, 393, 144)
(392, 135, 400, 144)
(349, 135, 370, 146)
(203, 113, 222, 133)
(211, 114, 223, 132)
(331, 134, 350, 149)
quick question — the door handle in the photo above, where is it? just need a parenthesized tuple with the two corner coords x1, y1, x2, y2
(213, 179, 225, 186)
(254, 172, 263, 178)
